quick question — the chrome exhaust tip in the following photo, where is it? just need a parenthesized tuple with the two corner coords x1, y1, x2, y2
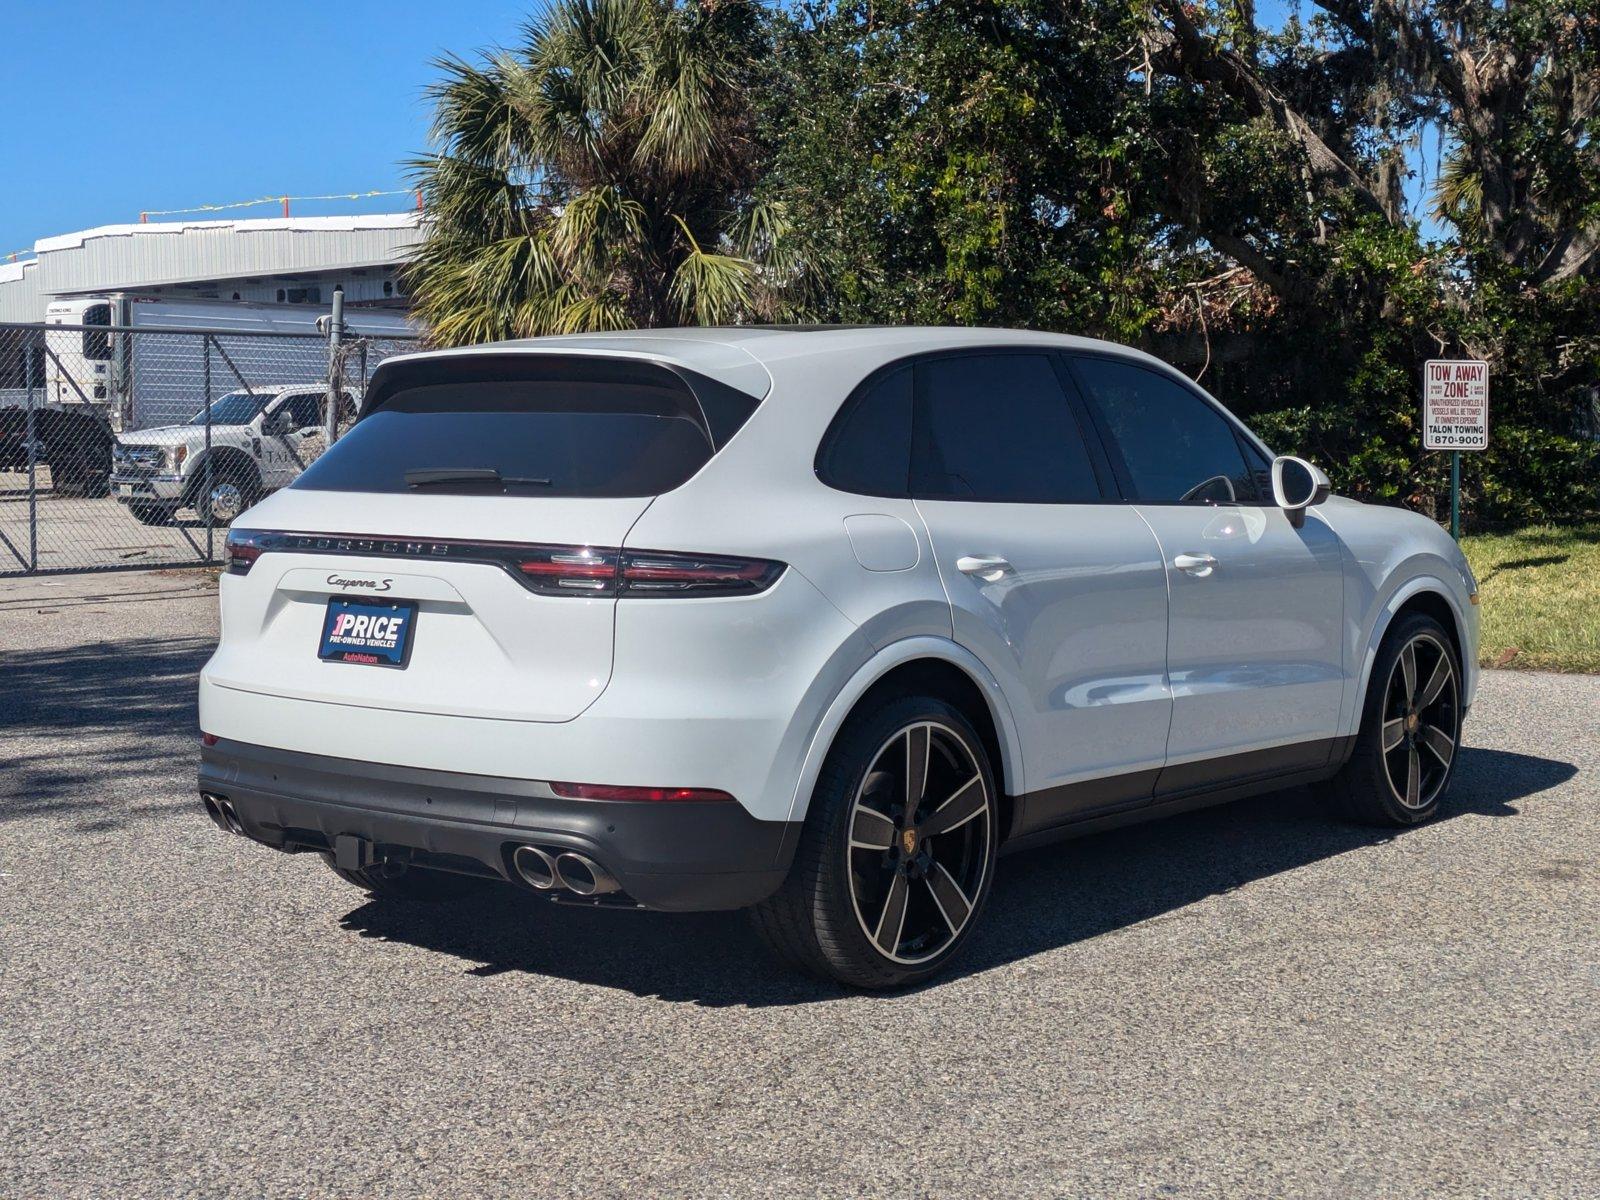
(552, 852, 620, 897)
(200, 793, 229, 832)
(216, 797, 245, 836)
(512, 845, 559, 891)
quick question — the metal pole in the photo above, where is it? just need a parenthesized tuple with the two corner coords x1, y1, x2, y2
(204, 335, 214, 562)
(1450, 451, 1461, 540)
(25, 330, 37, 571)
(325, 285, 345, 447)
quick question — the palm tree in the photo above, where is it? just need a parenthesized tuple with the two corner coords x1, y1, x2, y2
(406, 0, 819, 344)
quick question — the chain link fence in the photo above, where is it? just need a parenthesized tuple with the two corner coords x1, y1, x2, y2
(0, 320, 418, 575)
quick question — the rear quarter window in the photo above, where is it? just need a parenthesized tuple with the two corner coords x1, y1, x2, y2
(815, 367, 912, 497)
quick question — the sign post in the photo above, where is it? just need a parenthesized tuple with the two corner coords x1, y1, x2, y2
(1423, 359, 1489, 540)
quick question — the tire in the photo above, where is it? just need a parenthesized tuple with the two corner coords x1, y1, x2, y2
(751, 694, 1000, 988)
(41, 414, 112, 497)
(52, 470, 83, 497)
(50, 458, 89, 498)
(189, 460, 259, 527)
(321, 855, 487, 902)
(1319, 611, 1463, 826)
(127, 501, 177, 526)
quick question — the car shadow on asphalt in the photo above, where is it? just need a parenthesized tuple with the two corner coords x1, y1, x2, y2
(337, 745, 1576, 1007)
(0, 636, 213, 830)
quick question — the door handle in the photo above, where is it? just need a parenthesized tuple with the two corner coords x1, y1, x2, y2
(956, 554, 1013, 582)
(1173, 552, 1218, 577)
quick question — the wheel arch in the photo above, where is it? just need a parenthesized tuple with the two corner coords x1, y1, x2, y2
(1352, 576, 1472, 735)
(785, 637, 1026, 838)
(182, 446, 260, 505)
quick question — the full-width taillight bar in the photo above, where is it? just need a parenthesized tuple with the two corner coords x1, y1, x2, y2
(224, 528, 785, 598)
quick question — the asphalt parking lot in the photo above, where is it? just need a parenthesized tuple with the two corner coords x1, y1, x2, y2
(2, 569, 1596, 1199)
(0, 476, 220, 574)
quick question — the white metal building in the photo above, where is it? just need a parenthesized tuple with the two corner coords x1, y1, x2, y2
(0, 213, 420, 323)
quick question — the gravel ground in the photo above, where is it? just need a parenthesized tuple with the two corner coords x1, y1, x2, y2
(1, 569, 1596, 1199)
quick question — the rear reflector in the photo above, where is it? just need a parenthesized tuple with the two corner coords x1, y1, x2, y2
(549, 781, 735, 803)
(219, 529, 784, 597)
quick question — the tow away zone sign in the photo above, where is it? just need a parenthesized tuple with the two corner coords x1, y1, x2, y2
(1423, 359, 1489, 451)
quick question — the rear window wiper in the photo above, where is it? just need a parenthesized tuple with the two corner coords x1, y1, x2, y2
(403, 468, 552, 490)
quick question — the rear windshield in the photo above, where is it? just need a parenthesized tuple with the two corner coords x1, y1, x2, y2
(292, 369, 731, 499)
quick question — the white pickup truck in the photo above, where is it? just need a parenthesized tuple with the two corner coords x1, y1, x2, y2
(110, 384, 356, 525)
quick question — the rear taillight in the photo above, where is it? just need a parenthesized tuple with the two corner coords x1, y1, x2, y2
(515, 546, 621, 593)
(516, 547, 784, 598)
(215, 530, 784, 597)
(549, 781, 735, 803)
(223, 528, 267, 575)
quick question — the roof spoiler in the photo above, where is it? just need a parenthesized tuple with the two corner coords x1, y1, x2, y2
(358, 352, 762, 450)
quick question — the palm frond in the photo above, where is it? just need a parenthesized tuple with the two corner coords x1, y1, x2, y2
(408, 0, 810, 343)
(634, 14, 721, 177)
(426, 53, 535, 170)
(549, 184, 647, 275)
(1431, 148, 1485, 239)
(551, 289, 635, 333)
(728, 200, 829, 321)
(669, 238, 757, 325)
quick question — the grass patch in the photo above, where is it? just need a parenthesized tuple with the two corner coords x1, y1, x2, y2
(1461, 521, 1600, 672)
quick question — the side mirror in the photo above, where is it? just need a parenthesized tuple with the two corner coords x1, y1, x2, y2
(1271, 455, 1331, 528)
(262, 410, 292, 436)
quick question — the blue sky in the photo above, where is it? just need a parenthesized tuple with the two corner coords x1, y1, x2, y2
(1, 0, 1433, 259)
(1, 1, 541, 256)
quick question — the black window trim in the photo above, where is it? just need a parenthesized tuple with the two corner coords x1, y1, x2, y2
(1062, 348, 1283, 509)
(814, 346, 1120, 505)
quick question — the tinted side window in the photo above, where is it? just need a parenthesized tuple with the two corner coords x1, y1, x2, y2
(1072, 357, 1257, 504)
(285, 395, 321, 428)
(913, 354, 1100, 503)
(1238, 433, 1273, 502)
(817, 367, 911, 496)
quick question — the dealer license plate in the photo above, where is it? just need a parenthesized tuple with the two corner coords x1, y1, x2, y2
(318, 597, 418, 668)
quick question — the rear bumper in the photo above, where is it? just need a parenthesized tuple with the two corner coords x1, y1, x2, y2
(198, 738, 798, 911)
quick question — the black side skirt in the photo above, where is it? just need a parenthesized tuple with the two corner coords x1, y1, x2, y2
(1004, 735, 1357, 852)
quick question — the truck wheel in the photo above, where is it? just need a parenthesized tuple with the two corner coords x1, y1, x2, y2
(191, 463, 258, 526)
(128, 501, 177, 526)
(51, 460, 88, 497)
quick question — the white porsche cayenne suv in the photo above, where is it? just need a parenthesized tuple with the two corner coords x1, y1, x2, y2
(198, 327, 1479, 988)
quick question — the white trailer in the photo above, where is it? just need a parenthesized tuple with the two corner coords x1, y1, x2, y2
(43, 295, 413, 433)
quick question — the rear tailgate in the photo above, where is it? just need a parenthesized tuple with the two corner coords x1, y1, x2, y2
(203, 489, 651, 722)
(202, 350, 765, 724)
